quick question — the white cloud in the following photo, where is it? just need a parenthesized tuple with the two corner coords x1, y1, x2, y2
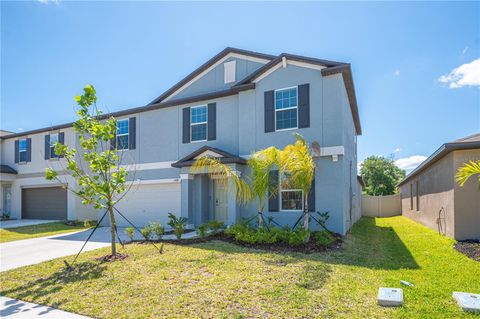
(438, 58, 480, 88)
(395, 155, 427, 172)
(394, 70, 400, 76)
(462, 47, 469, 55)
(393, 148, 401, 153)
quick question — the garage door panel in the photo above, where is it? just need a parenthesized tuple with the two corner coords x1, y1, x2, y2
(22, 187, 67, 220)
(114, 183, 181, 227)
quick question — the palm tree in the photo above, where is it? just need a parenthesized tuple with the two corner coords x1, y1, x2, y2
(456, 160, 480, 191)
(191, 147, 279, 228)
(279, 134, 315, 232)
(248, 146, 279, 227)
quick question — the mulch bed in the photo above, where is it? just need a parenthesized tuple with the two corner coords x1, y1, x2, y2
(454, 240, 480, 262)
(134, 232, 343, 254)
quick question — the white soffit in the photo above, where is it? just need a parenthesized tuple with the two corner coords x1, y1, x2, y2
(194, 150, 224, 159)
(164, 52, 271, 102)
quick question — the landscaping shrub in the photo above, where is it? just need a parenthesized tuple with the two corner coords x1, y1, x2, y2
(314, 231, 335, 246)
(141, 225, 153, 241)
(225, 223, 311, 246)
(168, 213, 188, 239)
(197, 224, 208, 239)
(125, 227, 135, 241)
(206, 220, 224, 233)
(83, 219, 96, 228)
(148, 222, 165, 240)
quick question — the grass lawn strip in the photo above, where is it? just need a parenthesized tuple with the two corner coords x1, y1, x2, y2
(1, 216, 479, 318)
(0, 222, 88, 243)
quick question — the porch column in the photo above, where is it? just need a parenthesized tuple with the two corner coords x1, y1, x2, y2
(180, 174, 193, 221)
(226, 177, 237, 225)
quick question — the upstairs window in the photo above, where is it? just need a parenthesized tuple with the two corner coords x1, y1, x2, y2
(116, 119, 129, 150)
(275, 87, 298, 130)
(191, 105, 207, 142)
(224, 60, 236, 84)
(18, 139, 27, 162)
(49, 133, 59, 158)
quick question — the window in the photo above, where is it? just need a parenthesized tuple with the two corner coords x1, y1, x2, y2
(190, 105, 207, 142)
(49, 133, 59, 159)
(116, 119, 129, 150)
(279, 172, 303, 211)
(18, 139, 27, 162)
(275, 86, 298, 131)
(224, 60, 236, 84)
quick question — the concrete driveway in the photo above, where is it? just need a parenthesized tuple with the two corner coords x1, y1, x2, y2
(0, 296, 92, 318)
(0, 219, 60, 229)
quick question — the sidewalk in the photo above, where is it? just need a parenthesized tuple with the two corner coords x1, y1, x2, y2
(0, 296, 93, 318)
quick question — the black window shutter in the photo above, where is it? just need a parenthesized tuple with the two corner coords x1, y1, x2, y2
(298, 83, 310, 128)
(129, 117, 136, 150)
(58, 132, 65, 158)
(182, 107, 191, 144)
(268, 170, 279, 212)
(207, 103, 216, 141)
(44, 135, 50, 160)
(264, 90, 275, 133)
(26, 138, 32, 162)
(14, 140, 19, 163)
(308, 175, 315, 212)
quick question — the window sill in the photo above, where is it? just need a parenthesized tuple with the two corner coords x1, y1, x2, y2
(190, 139, 207, 144)
(48, 158, 60, 161)
(275, 127, 299, 132)
(279, 209, 303, 213)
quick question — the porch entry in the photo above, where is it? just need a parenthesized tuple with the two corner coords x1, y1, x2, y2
(213, 180, 228, 224)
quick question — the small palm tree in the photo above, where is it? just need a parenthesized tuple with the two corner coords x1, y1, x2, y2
(248, 146, 279, 227)
(456, 160, 480, 191)
(279, 134, 315, 232)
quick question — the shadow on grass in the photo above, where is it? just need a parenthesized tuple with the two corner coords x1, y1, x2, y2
(0, 261, 106, 305)
(191, 217, 419, 270)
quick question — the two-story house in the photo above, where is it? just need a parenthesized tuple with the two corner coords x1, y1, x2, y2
(0, 47, 362, 235)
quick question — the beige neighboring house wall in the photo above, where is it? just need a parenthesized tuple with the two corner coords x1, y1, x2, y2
(399, 133, 480, 240)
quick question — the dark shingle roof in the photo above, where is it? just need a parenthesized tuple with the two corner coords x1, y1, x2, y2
(0, 165, 17, 174)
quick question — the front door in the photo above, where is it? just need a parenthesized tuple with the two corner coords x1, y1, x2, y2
(213, 180, 228, 224)
(2, 185, 12, 217)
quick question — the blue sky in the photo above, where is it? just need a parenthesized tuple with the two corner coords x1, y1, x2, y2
(1, 1, 479, 172)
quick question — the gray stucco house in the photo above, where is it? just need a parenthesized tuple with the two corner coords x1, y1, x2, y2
(0, 47, 362, 235)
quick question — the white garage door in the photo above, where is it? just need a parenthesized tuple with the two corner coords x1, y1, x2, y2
(114, 182, 181, 227)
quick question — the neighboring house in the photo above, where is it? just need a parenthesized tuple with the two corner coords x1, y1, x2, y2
(0, 47, 362, 235)
(398, 133, 480, 240)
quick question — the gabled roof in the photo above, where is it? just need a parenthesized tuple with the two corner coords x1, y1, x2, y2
(148, 47, 275, 105)
(171, 146, 247, 168)
(398, 132, 480, 186)
(0, 165, 17, 174)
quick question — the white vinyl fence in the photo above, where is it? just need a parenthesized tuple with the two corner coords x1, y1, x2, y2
(362, 194, 401, 217)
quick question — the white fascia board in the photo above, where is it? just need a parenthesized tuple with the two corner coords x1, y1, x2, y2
(164, 53, 271, 102)
(128, 178, 181, 185)
(120, 161, 175, 171)
(241, 146, 345, 159)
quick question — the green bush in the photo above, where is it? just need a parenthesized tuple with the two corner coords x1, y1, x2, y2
(125, 227, 135, 241)
(225, 223, 311, 246)
(314, 231, 335, 246)
(206, 220, 224, 233)
(168, 213, 188, 239)
(149, 222, 165, 240)
(83, 219, 96, 228)
(141, 226, 153, 241)
(197, 224, 208, 239)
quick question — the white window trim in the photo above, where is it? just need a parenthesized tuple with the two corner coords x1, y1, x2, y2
(224, 60, 236, 84)
(274, 86, 299, 132)
(116, 118, 129, 150)
(18, 138, 27, 163)
(49, 133, 59, 159)
(190, 105, 208, 143)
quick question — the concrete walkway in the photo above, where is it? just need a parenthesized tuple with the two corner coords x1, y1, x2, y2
(0, 219, 60, 229)
(0, 296, 92, 318)
(0, 226, 198, 272)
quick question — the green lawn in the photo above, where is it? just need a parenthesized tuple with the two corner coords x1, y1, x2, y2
(0, 222, 87, 243)
(1, 216, 479, 318)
